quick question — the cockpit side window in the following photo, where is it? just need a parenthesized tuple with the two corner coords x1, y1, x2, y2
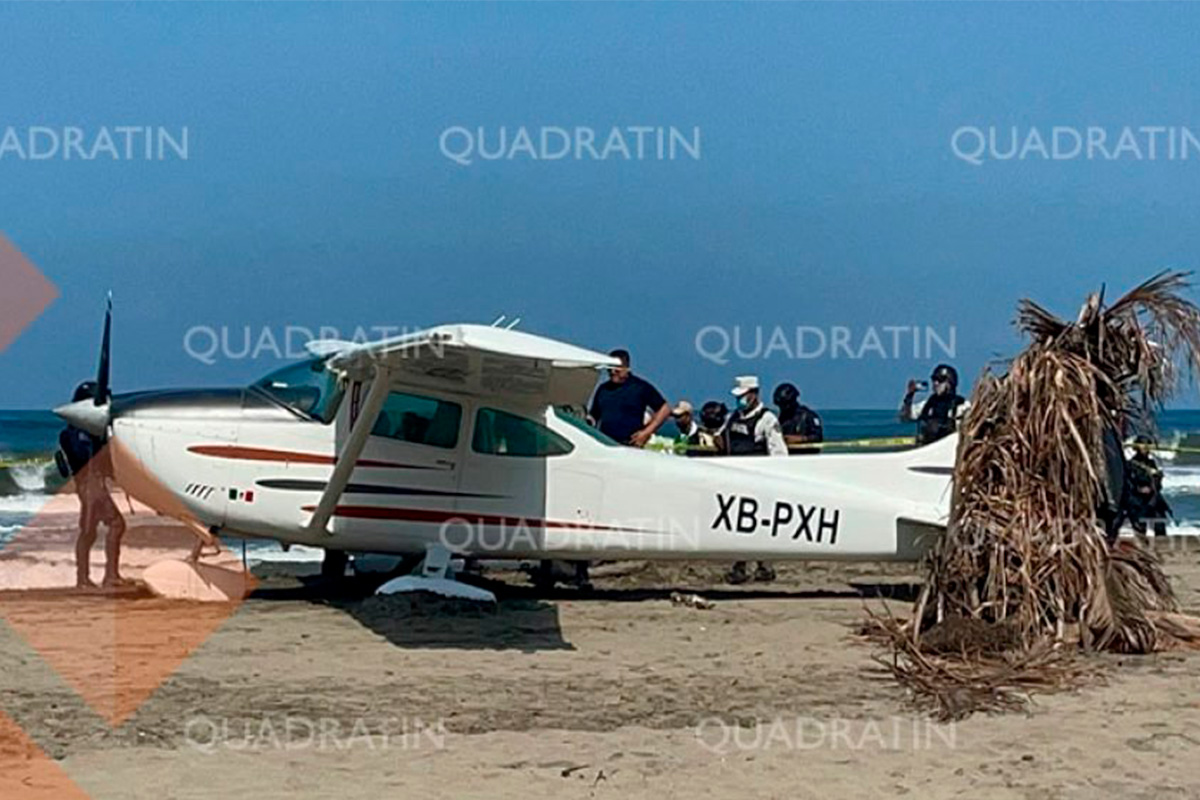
(372, 392, 462, 449)
(252, 357, 345, 424)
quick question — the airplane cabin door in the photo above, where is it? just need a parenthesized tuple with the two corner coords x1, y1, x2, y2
(330, 381, 467, 552)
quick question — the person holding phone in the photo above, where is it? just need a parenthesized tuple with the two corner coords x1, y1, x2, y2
(900, 364, 968, 446)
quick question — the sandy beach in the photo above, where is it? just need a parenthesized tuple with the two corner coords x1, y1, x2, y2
(1, 511, 1199, 799)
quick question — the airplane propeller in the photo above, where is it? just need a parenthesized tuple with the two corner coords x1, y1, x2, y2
(52, 294, 114, 437)
(96, 292, 112, 407)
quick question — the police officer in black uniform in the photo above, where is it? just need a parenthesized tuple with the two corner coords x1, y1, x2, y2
(57, 381, 127, 589)
(773, 382, 823, 455)
(1126, 435, 1171, 537)
(900, 364, 967, 446)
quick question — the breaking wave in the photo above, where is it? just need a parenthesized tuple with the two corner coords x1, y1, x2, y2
(0, 452, 67, 536)
(238, 543, 326, 564)
(0, 454, 57, 495)
(1161, 467, 1200, 496)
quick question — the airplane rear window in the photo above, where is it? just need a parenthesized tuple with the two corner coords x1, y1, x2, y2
(473, 408, 573, 457)
(372, 392, 462, 449)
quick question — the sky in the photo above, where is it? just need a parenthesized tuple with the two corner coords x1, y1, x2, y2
(1, 3, 1200, 410)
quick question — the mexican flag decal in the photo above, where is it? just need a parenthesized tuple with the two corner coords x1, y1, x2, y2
(228, 488, 255, 503)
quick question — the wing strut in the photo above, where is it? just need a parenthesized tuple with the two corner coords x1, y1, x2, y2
(308, 363, 392, 537)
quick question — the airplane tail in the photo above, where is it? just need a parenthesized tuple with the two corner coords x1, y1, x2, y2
(815, 435, 959, 560)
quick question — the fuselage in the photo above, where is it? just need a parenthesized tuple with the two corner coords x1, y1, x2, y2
(100, 373, 954, 563)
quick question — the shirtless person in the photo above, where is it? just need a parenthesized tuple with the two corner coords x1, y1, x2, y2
(57, 381, 127, 588)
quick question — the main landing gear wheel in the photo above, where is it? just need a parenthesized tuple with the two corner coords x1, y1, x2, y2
(530, 559, 593, 592)
(531, 560, 557, 592)
(321, 548, 349, 582)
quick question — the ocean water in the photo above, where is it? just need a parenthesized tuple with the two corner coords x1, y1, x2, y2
(5, 409, 1200, 553)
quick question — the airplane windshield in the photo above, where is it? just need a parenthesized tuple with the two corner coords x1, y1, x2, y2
(252, 357, 345, 423)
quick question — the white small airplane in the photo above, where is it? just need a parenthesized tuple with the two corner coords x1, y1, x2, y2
(55, 303, 956, 602)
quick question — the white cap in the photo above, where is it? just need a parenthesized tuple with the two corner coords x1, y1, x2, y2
(731, 375, 760, 397)
(671, 400, 694, 416)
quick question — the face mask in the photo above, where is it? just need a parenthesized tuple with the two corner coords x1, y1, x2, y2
(737, 395, 751, 409)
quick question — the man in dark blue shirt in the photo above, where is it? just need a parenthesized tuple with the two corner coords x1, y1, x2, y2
(589, 349, 671, 448)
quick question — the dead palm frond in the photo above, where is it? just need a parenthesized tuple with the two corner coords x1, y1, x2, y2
(881, 271, 1200, 717)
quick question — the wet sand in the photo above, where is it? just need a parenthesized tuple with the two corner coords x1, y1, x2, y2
(1, 521, 1199, 799)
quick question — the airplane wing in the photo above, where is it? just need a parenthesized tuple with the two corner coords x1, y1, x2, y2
(309, 323, 620, 403)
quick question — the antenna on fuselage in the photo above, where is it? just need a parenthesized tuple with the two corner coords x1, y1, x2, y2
(490, 315, 521, 330)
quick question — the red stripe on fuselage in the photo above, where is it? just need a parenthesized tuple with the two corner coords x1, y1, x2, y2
(188, 445, 417, 469)
(298, 504, 657, 534)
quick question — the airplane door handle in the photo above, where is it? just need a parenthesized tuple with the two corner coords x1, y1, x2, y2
(435, 459, 456, 470)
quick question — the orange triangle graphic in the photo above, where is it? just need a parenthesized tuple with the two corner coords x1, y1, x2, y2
(0, 440, 252, 727)
(0, 709, 93, 800)
(0, 233, 59, 354)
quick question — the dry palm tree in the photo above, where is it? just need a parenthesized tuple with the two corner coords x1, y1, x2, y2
(874, 272, 1200, 720)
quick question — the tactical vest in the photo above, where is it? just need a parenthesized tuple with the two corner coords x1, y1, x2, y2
(727, 405, 768, 455)
(916, 393, 964, 445)
(780, 405, 823, 440)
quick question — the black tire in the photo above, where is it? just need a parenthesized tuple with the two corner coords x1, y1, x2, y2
(531, 559, 557, 591)
(321, 549, 349, 581)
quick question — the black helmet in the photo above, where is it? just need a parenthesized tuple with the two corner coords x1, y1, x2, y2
(1134, 434, 1155, 446)
(931, 364, 958, 390)
(700, 401, 728, 430)
(72, 381, 98, 402)
(773, 382, 799, 408)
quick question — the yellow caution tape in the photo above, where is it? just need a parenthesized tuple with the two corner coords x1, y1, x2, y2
(0, 457, 52, 469)
(799, 436, 916, 449)
(668, 436, 1198, 455)
(677, 436, 919, 454)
